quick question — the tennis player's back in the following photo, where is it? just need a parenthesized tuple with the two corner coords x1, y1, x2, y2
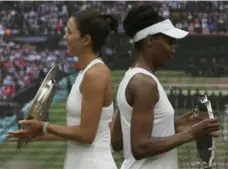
(64, 58, 117, 169)
(117, 67, 178, 169)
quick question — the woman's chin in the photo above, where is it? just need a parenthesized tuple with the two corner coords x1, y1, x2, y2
(66, 49, 72, 56)
(66, 48, 77, 57)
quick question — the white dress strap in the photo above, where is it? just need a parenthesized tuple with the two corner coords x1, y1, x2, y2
(80, 58, 104, 75)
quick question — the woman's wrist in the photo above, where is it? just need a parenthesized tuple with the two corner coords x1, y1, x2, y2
(39, 121, 50, 134)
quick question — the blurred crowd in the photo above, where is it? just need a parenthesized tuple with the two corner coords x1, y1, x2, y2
(186, 56, 227, 77)
(168, 88, 227, 111)
(0, 1, 227, 36)
(0, 1, 227, 99)
(0, 39, 76, 101)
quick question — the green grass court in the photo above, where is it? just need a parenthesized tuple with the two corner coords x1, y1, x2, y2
(0, 101, 227, 169)
(0, 70, 228, 169)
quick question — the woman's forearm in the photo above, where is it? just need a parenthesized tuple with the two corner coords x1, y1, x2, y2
(33, 133, 66, 141)
(110, 112, 123, 151)
(45, 123, 92, 144)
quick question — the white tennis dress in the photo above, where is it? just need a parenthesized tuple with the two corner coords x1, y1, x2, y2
(64, 58, 117, 169)
(117, 67, 178, 169)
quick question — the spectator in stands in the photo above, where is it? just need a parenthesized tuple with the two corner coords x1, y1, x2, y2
(218, 92, 225, 111)
(184, 89, 191, 109)
(168, 88, 175, 108)
(177, 88, 185, 109)
(193, 88, 200, 105)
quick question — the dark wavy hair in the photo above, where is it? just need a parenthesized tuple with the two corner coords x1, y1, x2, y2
(72, 10, 118, 53)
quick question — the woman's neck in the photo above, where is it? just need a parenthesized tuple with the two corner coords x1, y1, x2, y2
(133, 52, 155, 73)
(77, 52, 97, 69)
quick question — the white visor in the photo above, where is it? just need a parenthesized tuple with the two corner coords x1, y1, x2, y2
(130, 19, 188, 43)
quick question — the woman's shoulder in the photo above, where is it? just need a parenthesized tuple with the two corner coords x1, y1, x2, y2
(85, 63, 111, 80)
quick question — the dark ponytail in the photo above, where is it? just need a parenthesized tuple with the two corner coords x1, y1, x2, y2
(101, 14, 118, 33)
(72, 10, 118, 54)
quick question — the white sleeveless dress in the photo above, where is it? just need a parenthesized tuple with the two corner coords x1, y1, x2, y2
(116, 67, 178, 169)
(64, 58, 117, 169)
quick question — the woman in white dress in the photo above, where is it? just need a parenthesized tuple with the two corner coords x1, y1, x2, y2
(111, 5, 220, 169)
(9, 10, 118, 169)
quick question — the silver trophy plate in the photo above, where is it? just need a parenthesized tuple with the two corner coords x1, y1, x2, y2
(26, 65, 59, 120)
(18, 65, 59, 148)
